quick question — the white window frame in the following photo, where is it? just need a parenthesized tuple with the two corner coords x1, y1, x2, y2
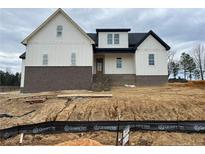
(56, 25, 63, 37)
(107, 33, 113, 44)
(42, 54, 48, 66)
(71, 52, 76, 66)
(114, 34, 119, 44)
(116, 58, 122, 68)
(148, 54, 155, 65)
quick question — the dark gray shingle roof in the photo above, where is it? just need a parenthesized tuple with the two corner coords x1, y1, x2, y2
(87, 33, 147, 46)
(87, 31, 170, 50)
(96, 28, 131, 32)
(87, 33, 98, 44)
(19, 52, 26, 59)
(128, 33, 147, 46)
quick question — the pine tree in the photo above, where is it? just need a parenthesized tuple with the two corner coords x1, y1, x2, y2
(187, 56, 196, 80)
(170, 61, 180, 79)
(180, 52, 190, 79)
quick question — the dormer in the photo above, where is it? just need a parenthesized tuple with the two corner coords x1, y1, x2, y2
(96, 28, 130, 48)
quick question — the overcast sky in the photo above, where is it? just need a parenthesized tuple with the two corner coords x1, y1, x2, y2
(0, 8, 205, 73)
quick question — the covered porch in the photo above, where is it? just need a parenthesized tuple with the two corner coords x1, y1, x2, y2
(92, 49, 136, 87)
(93, 48, 136, 75)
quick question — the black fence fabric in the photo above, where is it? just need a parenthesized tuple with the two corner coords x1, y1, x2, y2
(0, 120, 205, 139)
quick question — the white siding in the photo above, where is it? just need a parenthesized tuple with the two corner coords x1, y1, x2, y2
(93, 53, 135, 74)
(20, 59, 25, 87)
(135, 35, 168, 75)
(137, 35, 167, 50)
(98, 32, 128, 48)
(25, 13, 93, 66)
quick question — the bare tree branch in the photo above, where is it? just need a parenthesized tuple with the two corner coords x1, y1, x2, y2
(191, 44, 205, 80)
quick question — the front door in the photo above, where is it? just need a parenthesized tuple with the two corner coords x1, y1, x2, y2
(96, 58, 104, 74)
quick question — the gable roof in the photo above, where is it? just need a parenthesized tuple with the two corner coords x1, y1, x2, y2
(21, 8, 94, 45)
(135, 30, 170, 50)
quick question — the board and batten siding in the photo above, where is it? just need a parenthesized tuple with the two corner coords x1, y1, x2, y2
(93, 53, 135, 74)
(135, 35, 168, 75)
(98, 32, 129, 48)
(20, 59, 25, 88)
(25, 13, 93, 67)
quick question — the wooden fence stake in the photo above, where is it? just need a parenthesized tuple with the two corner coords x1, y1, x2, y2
(19, 133, 24, 145)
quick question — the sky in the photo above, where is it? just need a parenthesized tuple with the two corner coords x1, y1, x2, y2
(0, 8, 205, 73)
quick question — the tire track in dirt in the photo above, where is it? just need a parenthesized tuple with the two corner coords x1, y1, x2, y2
(87, 105, 94, 121)
(47, 99, 71, 121)
(66, 104, 77, 120)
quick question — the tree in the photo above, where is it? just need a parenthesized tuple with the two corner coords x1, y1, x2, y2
(0, 70, 20, 86)
(194, 69, 200, 80)
(168, 50, 177, 78)
(192, 44, 205, 80)
(187, 56, 196, 80)
(180, 52, 190, 79)
(170, 61, 180, 79)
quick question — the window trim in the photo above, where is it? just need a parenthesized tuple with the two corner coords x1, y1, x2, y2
(107, 33, 113, 45)
(42, 54, 48, 66)
(116, 57, 122, 68)
(148, 54, 155, 65)
(71, 52, 76, 66)
(56, 25, 63, 37)
(114, 34, 119, 44)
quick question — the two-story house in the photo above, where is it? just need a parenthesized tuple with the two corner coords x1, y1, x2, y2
(19, 8, 170, 93)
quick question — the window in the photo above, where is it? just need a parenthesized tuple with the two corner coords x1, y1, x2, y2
(107, 34, 112, 44)
(71, 52, 76, 66)
(116, 58, 122, 68)
(42, 54, 48, 65)
(148, 54, 155, 65)
(114, 34, 119, 44)
(56, 25, 63, 37)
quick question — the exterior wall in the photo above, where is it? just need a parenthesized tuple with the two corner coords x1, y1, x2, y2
(25, 13, 93, 67)
(104, 74, 136, 86)
(105, 53, 135, 74)
(93, 53, 135, 74)
(135, 75, 168, 86)
(23, 66, 92, 93)
(20, 59, 25, 88)
(98, 32, 128, 48)
(135, 35, 168, 76)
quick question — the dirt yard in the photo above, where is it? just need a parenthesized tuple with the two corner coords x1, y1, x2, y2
(1, 131, 205, 146)
(0, 81, 205, 145)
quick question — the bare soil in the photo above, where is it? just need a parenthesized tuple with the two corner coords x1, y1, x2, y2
(0, 81, 205, 145)
(0, 131, 205, 146)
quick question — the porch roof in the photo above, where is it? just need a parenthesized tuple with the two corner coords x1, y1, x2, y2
(94, 47, 135, 53)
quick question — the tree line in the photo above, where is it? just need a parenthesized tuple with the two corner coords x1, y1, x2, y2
(168, 44, 205, 80)
(0, 71, 21, 86)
